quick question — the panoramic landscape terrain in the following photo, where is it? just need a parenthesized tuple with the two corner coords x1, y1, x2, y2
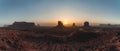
(0, 21, 120, 51)
(0, 0, 120, 51)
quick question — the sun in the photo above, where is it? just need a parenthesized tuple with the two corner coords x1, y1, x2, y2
(62, 20, 73, 26)
(63, 20, 68, 25)
(58, 17, 73, 26)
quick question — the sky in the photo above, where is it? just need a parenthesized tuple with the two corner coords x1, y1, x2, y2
(0, 0, 120, 26)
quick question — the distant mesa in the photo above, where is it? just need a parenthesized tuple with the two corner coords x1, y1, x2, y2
(7, 21, 92, 30)
(83, 21, 90, 27)
(56, 21, 64, 28)
(8, 22, 36, 29)
(72, 23, 76, 27)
